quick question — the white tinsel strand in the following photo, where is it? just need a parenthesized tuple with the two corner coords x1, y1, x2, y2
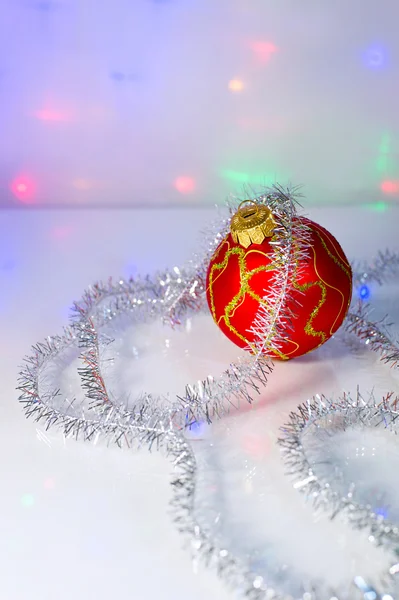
(248, 185, 312, 357)
(346, 304, 399, 370)
(221, 184, 312, 358)
(352, 250, 399, 288)
(70, 269, 273, 429)
(19, 192, 399, 600)
(15, 185, 335, 600)
(17, 326, 289, 600)
(69, 184, 310, 425)
(278, 390, 399, 550)
(346, 251, 399, 368)
(168, 428, 357, 600)
(17, 327, 178, 448)
(18, 332, 391, 600)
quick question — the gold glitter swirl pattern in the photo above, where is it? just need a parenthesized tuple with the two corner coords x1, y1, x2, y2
(208, 240, 300, 359)
(313, 226, 352, 280)
(312, 221, 351, 268)
(208, 241, 275, 351)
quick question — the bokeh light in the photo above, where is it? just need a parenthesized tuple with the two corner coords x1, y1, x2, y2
(375, 505, 389, 519)
(363, 44, 389, 69)
(44, 477, 55, 490)
(250, 41, 278, 63)
(72, 178, 95, 190)
(174, 176, 195, 194)
(375, 133, 392, 176)
(368, 201, 388, 212)
(10, 176, 36, 204)
(186, 420, 206, 439)
(381, 180, 399, 194)
(358, 285, 371, 301)
(21, 493, 35, 508)
(242, 433, 270, 458)
(34, 108, 71, 122)
(228, 79, 244, 92)
(110, 71, 125, 81)
(379, 133, 391, 154)
(184, 414, 209, 440)
(51, 226, 73, 240)
(221, 169, 278, 187)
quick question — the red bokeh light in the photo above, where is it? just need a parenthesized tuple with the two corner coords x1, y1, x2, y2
(250, 41, 278, 63)
(174, 176, 196, 194)
(10, 176, 36, 204)
(381, 180, 399, 194)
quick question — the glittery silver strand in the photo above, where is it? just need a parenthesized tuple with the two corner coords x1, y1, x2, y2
(247, 185, 312, 357)
(279, 390, 399, 548)
(16, 321, 286, 599)
(69, 185, 309, 427)
(275, 254, 399, 597)
(168, 434, 284, 600)
(222, 184, 312, 358)
(346, 304, 399, 370)
(18, 326, 187, 449)
(169, 422, 355, 600)
(17, 324, 287, 599)
(70, 269, 273, 429)
(19, 187, 389, 600)
(15, 186, 311, 600)
(353, 250, 399, 288)
(278, 390, 399, 598)
(346, 250, 399, 369)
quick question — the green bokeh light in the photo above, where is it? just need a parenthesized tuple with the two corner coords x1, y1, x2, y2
(378, 133, 391, 154)
(376, 154, 389, 174)
(368, 201, 388, 212)
(21, 493, 35, 508)
(220, 169, 282, 187)
(375, 132, 394, 176)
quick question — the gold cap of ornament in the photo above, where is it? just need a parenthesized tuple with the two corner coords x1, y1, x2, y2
(230, 200, 277, 248)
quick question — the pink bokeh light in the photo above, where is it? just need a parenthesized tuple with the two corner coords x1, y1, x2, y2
(10, 175, 37, 204)
(250, 41, 278, 63)
(174, 176, 196, 194)
(381, 180, 399, 194)
(44, 478, 55, 490)
(51, 226, 73, 240)
(242, 433, 271, 459)
(34, 108, 72, 122)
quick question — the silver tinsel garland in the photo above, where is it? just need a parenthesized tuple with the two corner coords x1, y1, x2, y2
(16, 185, 399, 600)
(277, 253, 399, 599)
(19, 185, 309, 439)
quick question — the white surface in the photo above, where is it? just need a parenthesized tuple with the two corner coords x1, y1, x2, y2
(2, 0, 399, 207)
(0, 205, 398, 600)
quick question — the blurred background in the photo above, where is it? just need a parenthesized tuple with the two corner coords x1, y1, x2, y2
(1, 0, 399, 209)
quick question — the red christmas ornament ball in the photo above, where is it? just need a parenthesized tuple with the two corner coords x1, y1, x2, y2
(206, 214, 352, 360)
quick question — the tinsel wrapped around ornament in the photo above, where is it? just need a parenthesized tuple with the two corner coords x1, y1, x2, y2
(206, 198, 352, 359)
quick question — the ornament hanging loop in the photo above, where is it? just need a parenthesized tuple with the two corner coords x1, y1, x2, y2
(237, 199, 260, 219)
(230, 199, 276, 248)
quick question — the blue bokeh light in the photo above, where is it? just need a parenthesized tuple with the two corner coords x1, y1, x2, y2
(110, 71, 126, 82)
(188, 420, 204, 433)
(363, 44, 389, 69)
(185, 416, 207, 439)
(375, 505, 389, 519)
(358, 284, 371, 301)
